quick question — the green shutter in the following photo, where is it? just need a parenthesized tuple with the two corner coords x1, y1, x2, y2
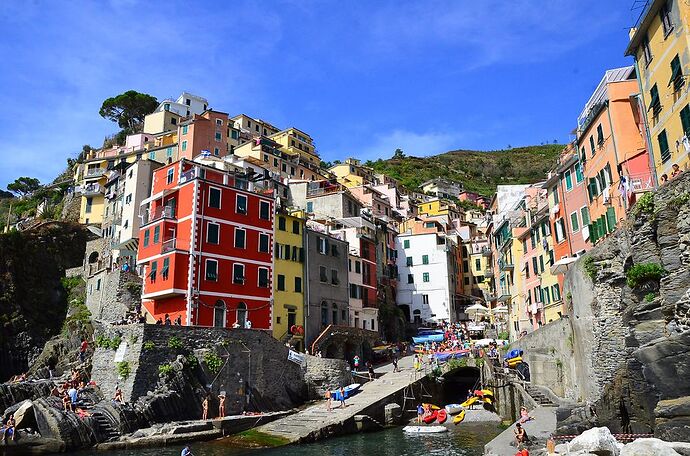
(589, 223, 597, 244)
(680, 105, 690, 137)
(606, 207, 617, 233)
(670, 55, 682, 89)
(649, 84, 660, 112)
(658, 130, 671, 163)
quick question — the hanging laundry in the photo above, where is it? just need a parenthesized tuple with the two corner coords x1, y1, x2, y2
(683, 135, 690, 154)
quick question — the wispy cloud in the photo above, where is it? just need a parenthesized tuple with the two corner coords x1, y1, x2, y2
(356, 129, 468, 162)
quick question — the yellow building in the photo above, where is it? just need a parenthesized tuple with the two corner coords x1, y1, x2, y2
(75, 158, 109, 225)
(626, 0, 690, 177)
(417, 198, 462, 220)
(269, 127, 320, 166)
(533, 211, 562, 324)
(507, 227, 527, 337)
(273, 210, 306, 351)
(330, 158, 377, 188)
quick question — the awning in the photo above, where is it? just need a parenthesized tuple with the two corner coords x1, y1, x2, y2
(492, 305, 509, 314)
(466, 303, 489, 314)
(550, 256, 578, 275)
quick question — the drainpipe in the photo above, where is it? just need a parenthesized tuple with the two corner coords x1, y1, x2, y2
(186, 164, 198, 326)
(606, 100, 625, 217)
(632, 60, 659, 188)
(304, 230, 310, 351)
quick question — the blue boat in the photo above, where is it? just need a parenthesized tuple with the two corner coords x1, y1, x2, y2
(412, 333, 445, 344)
(331, 383, 361, 401)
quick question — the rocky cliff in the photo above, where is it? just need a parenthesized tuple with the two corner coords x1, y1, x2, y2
(0, 223, 94, 381)
(559, 173, 690, 440)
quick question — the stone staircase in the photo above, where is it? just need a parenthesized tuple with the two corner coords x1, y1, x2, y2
(524, 384, 556, 407)
(79, 397, 121, 442)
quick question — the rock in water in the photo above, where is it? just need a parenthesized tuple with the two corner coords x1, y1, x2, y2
(620, 438, 681, 455)
(557, 427, 620, 456)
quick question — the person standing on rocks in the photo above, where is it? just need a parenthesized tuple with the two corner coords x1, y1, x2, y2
(79, 337, 88, 363)
(202, 395, 209, 420)
(218, 393, 226, 418)
(339, 386, 346, 408)
(2, 414, 16, 443)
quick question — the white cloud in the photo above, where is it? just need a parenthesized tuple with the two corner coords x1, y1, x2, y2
(356, 129, 465, 162)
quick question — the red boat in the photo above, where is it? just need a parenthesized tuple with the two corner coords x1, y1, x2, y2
(436, 409, 448, 424)
(422, 410, 438, 424)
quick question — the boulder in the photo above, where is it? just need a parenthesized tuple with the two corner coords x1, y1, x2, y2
(14, 399, 36, 429)
(655, 396, 690, 442)
(671, 442, 690, 456)
(560, 427, 620, 456)
(620, 438, 681, 455)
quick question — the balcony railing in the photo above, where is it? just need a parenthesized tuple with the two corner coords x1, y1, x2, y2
(484, 268, 494, 277)
(82, 183, 104, 196)
(627, 172, 655, 194)
(85, 168, 106, 178)
(161, 238, 176, 254)
(144, 206, 176, 225)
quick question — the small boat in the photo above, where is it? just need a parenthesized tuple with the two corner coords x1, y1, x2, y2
(480, 389, 494, 397)
(403, 425, 448, 434)
(483, 396, 493, 405)
(453, 410, 466, 425)
(460, 396, 477, 408)
(422, 410, 438, 424)
(445, 403, 463, 415)
(436, 409, 448, 424)
(331, 383, 361, 401)
(422, 403, 440, 410)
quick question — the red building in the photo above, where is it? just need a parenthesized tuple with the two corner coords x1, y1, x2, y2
(137, 158, 275, 329)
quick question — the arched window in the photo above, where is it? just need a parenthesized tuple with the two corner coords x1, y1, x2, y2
(236, 302, 247, 328)
(332, 303, 338, 325)
(321, 301, 328, 326)
(214, 300, 226, 328)
(88, 252, 99, 264)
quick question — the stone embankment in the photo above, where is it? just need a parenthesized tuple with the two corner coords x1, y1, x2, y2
(497, 173, 690, 442)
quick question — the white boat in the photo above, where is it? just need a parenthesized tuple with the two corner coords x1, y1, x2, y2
(445, 403, 463, 415)
(403, 425, 448, 434)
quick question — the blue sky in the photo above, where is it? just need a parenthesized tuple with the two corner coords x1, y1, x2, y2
(0, 0, 642, 189)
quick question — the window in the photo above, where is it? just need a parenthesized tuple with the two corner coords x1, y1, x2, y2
(231, 130, 238, 140)
(216, 118, 223, 126)
(422, 294, 429, 305)
(554, 218, 566, 243)
(570, 212, 580, 233)
(292, 220, 300, 234)
(213, 301, 226, 328)
(209, 188, 221, 208)
(671, 54, 684, 92)
(355, 261, 361, 273)
(552, 284, 561, 302)
(406, 257, 413, 266)
(278, 217, 286, 231)
(539, 255, 545, 273)
(475, 258, 481, 271)
(166, 147, 173, 158)
(182, 125, 188, 135)
(525, 262, 530, 278)
(258, 268, 269, 288)
(658, 129, 671, 163)
(259, 201, 270, 220)
(306, 202, 313, 213)
(207, 222, 220, 244)
(181, 140, 187, 152)
(321, 302, 328, 325)
(295, 277, 302, 292)
(234, 228, 246, 248)
(422, 272, 430, 282)
(153, 225, 160, 243)
(552, 187, 559, 205)
(259, 233, 269, 253)
(96, 278, 101, 291)
(464, 277, 470, 286)
(331, 269, 339, 285)
(403, 239, 410, 249)
(407, 274, 414, 284)
(422, 255, 429, 265)
(606, 206, 617, 233)
(331, 244, 339, 257)
(596, 124, 604, 145)
(548, 249, 555, 266)
(230, 264, 244, 285)
(213, 147, 219, 156)
(650, 84, 661, 116)
(564, 170, 573, 191)
(575, 163, 584, 183)
(167, 168, 174, 184)
(205, 259, 218, 281)
(642, 35, 652, 66)
(589, 135, 595, 156)
(276, 274, 286, 291)
(660, 2, 674, 35)
(581, 206, 590, 227)
(236, 194, 247, 214)
(319, 266, 328, 282)
(143, 229, 150, 247)
(318, 237, 328, 255)
(236, 302, 247, 328)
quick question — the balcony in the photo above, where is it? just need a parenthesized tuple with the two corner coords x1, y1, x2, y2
(82, 183, 104, 196)
(484, 268, 494, 277)
(498, 259, 514, 271)
(481, 247, 492, 257)
(497, 292, 512, 302)
(144, 206, 176, 225)
(161, 238, 177, 254)
(627, 172, 655, 194)
(85, 168, 106, 179)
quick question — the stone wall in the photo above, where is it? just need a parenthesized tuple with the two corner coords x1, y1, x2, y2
(507, 318, 577, 400)
(85, 268, 141, 322)
(553, 173, 690, 440)
(91, 324, 309, 422)
(303, 355, 353, 398)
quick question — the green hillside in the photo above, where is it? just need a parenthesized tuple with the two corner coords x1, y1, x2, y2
(367, 144, 563, 196)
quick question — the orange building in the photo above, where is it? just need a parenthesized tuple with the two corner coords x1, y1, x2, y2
(178, 110, 230, 160)
(576, 66, 654, 244)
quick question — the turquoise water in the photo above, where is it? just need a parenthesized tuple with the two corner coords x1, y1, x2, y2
(78, 422, 501, 456)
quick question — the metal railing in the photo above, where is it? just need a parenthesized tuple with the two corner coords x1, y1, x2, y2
(161, 238, 176, 253)
(82, 183, 104, 195)
(145, 206, 175, 224)
(627, 172, 655, 193)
